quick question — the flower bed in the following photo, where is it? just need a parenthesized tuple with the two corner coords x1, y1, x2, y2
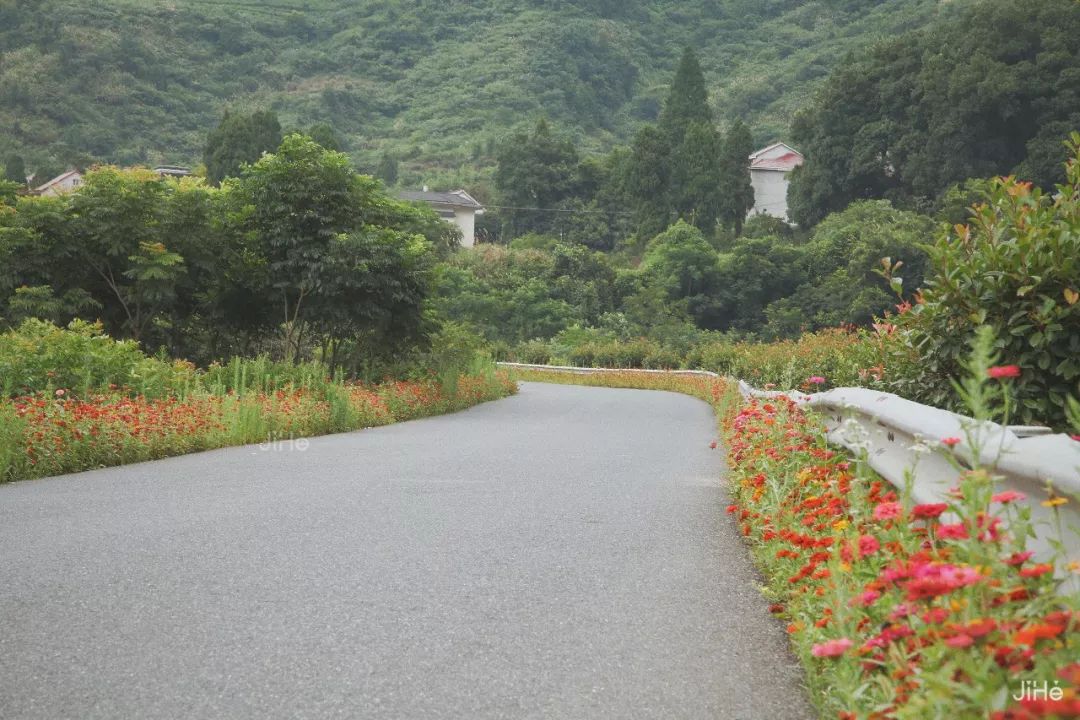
(0, 372, 517, 483)
(512, 368, 1080, 718)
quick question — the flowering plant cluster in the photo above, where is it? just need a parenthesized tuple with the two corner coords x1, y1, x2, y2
(0, 372, 517, 483)
(725, 396, 1079, 718)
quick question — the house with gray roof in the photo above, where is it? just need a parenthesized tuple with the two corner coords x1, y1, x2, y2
(397, 188, 485, 247)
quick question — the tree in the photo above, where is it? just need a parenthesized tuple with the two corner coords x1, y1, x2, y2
(624, 125, 672, 240)
(717, 120, 755, 234)
(306, 123, 342, 152)
(3, 154, 26, 185)
(788, 0, 1080, 227)
(232, 134, 435, 365)
(658, 47, 712, 149)
(670, 121, 723, 233)
(494, 119, 579, 237)
(640, 220, 724, 327)
(376, 152, 399, 185)
(204, 110, 283, 184)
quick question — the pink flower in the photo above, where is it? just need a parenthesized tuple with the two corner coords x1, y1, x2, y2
(946, 634, 974, 648)
(811, 637, 853, 658)
(851, 590, 880, 607)
(938, 523, 969, 540)
(873, 501, 903, 521)
(992, 490, 1026, 504)
(807, 376, 826, 385)
(55, 389, 66, 397)
(987, 365, 1021, 379)
(708, 441, 717, 449)
(858, 534, 881, 557)
(941, 437, 962, 447)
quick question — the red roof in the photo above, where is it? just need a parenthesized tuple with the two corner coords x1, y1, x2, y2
(748, 143, 804, 172)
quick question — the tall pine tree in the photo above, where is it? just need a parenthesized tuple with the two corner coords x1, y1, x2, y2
(204, 110, 283, 185)
(717, 120, 756, 234)
(671, 121, 723, 232)
(658, 47, 712, 149)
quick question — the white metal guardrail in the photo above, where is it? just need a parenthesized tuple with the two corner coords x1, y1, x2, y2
(500, 362, 1080, 565)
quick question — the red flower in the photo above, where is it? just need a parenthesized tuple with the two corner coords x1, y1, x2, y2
(1018, 563, 1053, 578)
(911, 503, 948, 519)
(941, 437, 962, 447)
(987, 365, 1021, 379)
(709, 441, 718, 449)
(807, 376, 826, 385)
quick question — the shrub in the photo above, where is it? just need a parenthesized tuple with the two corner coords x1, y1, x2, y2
(0, 319, 194, 398)
(643, 347, 682, 369)
(513, 339, 553, 365)
(567, 343, 597, 368)
(893, 136, 1080, 427)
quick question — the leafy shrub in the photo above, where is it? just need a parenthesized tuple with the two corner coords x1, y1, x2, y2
(643, 347, 682, 369)
(567, 343, 597, 368)
(512, 339, 553, 365)
(893, 137, 1080, 427)
(0, 319, 194, 398)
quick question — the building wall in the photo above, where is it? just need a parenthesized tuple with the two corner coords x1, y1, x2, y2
(749, 169, 792, 221)
(453, 209, 477, 248)
(40, 174, 83, 197)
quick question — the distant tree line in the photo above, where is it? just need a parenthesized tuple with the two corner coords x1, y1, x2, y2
(789, 0, 1080, 226)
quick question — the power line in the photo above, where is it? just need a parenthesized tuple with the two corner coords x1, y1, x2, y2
(484, 204, 633, 217)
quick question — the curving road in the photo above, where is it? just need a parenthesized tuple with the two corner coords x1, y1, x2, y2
(0, 382, 812, 719)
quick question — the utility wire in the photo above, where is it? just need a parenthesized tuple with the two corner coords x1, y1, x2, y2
(484, 204, 633, 217)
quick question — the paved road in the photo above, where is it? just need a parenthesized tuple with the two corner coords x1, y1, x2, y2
(0, 382, 812, 719)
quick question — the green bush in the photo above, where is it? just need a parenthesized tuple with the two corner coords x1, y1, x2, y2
(0, 319, 194, 398)
(893, 137, 1080, 427)
(567, 343, 597, 368)
(643, 347, 682, 369)
(513, 339, 553, 365)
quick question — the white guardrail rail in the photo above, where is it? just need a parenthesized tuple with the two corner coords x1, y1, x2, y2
(499, 362, 1080, 566)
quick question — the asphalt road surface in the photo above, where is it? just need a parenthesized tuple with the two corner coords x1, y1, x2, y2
(0, 382, 813, 719)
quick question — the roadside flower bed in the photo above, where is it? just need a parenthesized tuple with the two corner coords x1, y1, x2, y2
(512, 367, 1080, 718)
(0, 372, 516, 483)
(726, 396, 1079, 718)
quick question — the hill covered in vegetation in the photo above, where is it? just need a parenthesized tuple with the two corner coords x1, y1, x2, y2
(0, 0, 972, 188)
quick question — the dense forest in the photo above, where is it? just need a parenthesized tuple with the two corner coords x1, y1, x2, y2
(0, 0, 973, 188)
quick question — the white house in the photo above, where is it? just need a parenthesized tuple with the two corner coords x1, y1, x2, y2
(33, 170, 83, 196)
(398, 188, 485, 247)
(747, 143, 804, 222)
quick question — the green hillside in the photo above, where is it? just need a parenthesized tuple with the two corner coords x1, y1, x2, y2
(0, 0, 968, 188)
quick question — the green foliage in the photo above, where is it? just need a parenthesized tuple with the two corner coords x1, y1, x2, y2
(641, 221, 725, 327)
(891, 139, 1080, 428)
(0, 319, 194, 398)
(789, 0, 1080, 226)
(495, 119, 580, 237)
(204, 110, 282, 185)
(718, 120, 756, 234)
(0, 1, 968, 188)
(659, 48, 712, 149)
(3, 154, 25, 184)
(762, 200, 931, 337)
